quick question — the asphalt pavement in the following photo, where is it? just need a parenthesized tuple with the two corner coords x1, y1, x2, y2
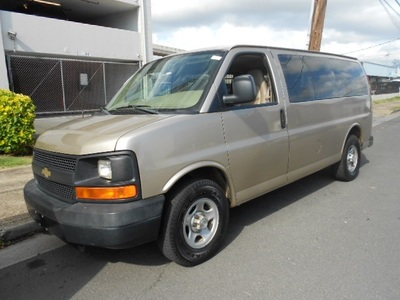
(0, 100, 399, 245)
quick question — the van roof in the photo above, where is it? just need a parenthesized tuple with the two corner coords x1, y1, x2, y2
(172, 44, 358, 61)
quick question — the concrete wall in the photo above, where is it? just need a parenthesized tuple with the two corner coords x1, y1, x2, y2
(92, 10, 139, 31)
(0, 19, 8, 88)
(0, 11, 142, 61)
(0, 10, 143, 89)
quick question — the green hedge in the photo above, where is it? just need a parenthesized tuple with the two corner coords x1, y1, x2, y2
(0, 89, 36, 155)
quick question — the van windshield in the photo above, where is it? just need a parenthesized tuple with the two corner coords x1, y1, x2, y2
(106, 51, 226, 114)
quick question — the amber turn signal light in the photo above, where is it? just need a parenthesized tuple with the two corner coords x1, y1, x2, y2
(76, 185, 137, 200)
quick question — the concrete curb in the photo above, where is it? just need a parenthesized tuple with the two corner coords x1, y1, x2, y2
(0, 219, 43, 243)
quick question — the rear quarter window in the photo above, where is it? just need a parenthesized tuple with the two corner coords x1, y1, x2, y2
(278, 54, 369, 103)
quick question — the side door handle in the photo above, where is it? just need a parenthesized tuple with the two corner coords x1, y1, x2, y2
(280, 109, 287, 129)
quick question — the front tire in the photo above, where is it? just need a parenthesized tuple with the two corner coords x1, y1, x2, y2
(158, 179, 229, 266)
(333, 135, 361, 181)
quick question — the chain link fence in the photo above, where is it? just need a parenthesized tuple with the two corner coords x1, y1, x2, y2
(6, 54, 139, 115)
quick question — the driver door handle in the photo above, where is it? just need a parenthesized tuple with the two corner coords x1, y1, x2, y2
(280, 109, 287, 129)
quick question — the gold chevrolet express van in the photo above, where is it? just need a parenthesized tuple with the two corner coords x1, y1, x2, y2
(24, 45, 373, 266)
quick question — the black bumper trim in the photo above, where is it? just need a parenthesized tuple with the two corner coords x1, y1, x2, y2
(368, 135, 374, 147)
(24, 179, 165, 249)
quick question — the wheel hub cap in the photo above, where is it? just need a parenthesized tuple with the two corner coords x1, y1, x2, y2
(191, 212, 209, 232)
(347, 145, 358, 172)
(183, 198, 220, 249)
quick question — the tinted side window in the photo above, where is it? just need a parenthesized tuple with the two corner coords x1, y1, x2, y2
(332, 59, 369, 97)
(277, 55, 315, 103)
(278, 54, 369, 103)
(306, 57, 339, 99)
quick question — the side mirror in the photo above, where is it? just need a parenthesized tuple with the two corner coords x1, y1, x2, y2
(223, 74, 257, 105)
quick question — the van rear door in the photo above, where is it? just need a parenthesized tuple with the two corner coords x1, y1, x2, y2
(275, 52, 371, 182)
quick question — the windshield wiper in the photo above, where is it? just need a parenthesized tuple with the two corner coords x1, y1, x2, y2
(113, 105, 158, 115)
(100, 106, 111, 115)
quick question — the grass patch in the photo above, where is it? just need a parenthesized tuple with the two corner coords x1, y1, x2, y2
(373, 96, 400, 116)
(0, 155, 32, 169)
(373, 96, 400, 104)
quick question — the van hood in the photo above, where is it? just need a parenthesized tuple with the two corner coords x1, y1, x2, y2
(35, 115, 172, 155)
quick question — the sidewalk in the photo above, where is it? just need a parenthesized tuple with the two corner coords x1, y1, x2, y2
(0, 102, 399, 245)
(0, 166, 42, 243)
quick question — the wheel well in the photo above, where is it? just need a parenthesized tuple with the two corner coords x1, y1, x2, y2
(166, 167, 231, 204)
(348, 126, 361, 140)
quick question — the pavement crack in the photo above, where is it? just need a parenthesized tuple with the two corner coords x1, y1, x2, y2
(141, 263, 170, 297)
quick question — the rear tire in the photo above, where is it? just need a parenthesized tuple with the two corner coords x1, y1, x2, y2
(333, 135, 361, 181)
(158, 179, 229, 266)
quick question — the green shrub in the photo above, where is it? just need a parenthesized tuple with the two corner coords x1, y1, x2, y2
(0, 89, 36, 155)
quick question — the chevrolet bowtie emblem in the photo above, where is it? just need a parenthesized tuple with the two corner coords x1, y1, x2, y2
(42, 167, 52, 178)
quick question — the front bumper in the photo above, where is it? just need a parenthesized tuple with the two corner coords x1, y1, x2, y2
(24, 179, 165, 249)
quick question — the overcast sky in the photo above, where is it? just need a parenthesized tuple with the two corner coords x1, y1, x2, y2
(151, 0, 400, 65)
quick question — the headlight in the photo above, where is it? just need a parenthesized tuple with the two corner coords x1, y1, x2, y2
(75, 152, 141, 201)
(98, 159, 112, 180)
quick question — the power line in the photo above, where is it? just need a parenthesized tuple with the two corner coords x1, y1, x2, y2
(340, 1, 400, 57)
(381, 0, 400, 17)
(379, 0, 400, 30)
(342, 37, 400, 55)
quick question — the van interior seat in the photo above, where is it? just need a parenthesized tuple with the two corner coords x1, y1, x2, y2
(248, 69, 271, 105)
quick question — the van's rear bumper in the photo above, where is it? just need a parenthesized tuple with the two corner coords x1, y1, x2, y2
(24, 179, 165, 249)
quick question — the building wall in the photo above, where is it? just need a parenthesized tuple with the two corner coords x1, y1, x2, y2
(91, 10, 139, 31)
(363, 61, 397, 78)
(0, 19, 8, 88)
(0, 11, 142, 62)
(0, 0, 153, 113)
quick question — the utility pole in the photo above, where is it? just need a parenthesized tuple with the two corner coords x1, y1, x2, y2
(308, 0, 327, 51)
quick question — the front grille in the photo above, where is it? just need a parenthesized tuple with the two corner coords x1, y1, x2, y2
(33, 150, 78, 203)
(33, 150, 77, 171)
(35, 175, 76, 202)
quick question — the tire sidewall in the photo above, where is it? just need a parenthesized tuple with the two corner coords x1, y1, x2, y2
(167, 179, 229, 265)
